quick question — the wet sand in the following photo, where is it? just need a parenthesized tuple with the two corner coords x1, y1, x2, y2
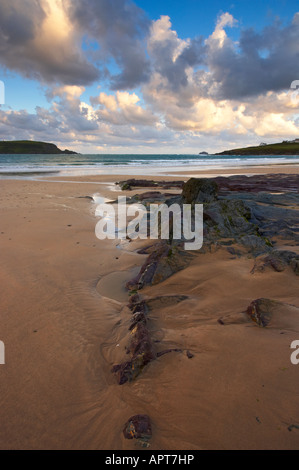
(0, 166, 299, 450)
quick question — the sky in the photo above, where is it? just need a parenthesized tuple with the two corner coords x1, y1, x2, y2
(0, 0, 298, 154)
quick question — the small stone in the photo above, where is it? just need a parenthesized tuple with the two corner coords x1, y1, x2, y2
(123, 415, 152, 441)
(246, 298, 277, 327)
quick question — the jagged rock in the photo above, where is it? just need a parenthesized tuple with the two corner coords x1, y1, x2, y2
(247, 299, 299, 330)
(112, 322, 156, 385)
(239, 234, 271, 256)
(263, 254, 287, 272)
(246, 298, 278, 327)
(128, 297, 148, 316)
(204, 199, 253, 239)
(275, 250, 299, 264)
(251, 250, 299, 274)
(123, 415, 152, 441)
(129, 309, 148, 331)
(130, 191, 178, 203)
(214, 173, 299, 194)
(112, 292, 189, 385)
(127, 323, 155, 358)
(251, 253, 287, 273)
(182, 178, 218, 204)
(113, 174, 299, 387)
(202, 196, 272, 257)
(124, 191, 179, 206)
(126, 241, 191, 290)
(117, 179, 184, 191)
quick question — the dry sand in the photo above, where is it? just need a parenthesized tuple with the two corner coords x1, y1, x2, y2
(0, 166, 299, 450)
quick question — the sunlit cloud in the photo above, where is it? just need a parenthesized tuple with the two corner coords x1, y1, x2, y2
(0, 1, 298, 152)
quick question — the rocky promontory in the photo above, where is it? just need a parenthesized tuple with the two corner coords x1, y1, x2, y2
(215, 140, 299, 155)
(0, 140, 77, 154)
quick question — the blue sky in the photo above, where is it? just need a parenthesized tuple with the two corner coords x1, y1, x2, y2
(0, 0, 298, 153)
(138, 0, 297, 36)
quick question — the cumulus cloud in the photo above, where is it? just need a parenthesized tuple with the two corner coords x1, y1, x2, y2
(1, 2, 298, 98)
(0, 0, 100, 85)
(0, 0, 153, 88)
(91, 90, 157, 126)
(0, 4, 298, 152)
(144, 12, 299, 102)
(67, 0, 151, 89)
(205, 12, 299, 100)
(142, 74, 299, 138)
(147, 15, 205, 92)
(139, 12, 299, 143)
(0, 86, 160, 151)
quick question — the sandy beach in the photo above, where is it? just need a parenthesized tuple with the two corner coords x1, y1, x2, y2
(0, 164, 299, 450)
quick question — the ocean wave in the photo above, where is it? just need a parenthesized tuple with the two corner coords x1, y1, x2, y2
(0, 153, 298, 178)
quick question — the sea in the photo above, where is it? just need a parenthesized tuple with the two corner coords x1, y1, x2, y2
(0, 153, 298, 178)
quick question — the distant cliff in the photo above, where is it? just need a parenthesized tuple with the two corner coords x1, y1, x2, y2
(216, 140, 299, 156)
(0, 140, 77, 154)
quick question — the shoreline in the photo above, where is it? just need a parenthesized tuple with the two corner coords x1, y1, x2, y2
(0, 169, 298, 449)
(0, 161, 299, 181)
(8, 163, 297, 185)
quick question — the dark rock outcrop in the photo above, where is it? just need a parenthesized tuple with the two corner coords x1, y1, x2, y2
(246, 298, 278, 327)
(215, 141, 299, 156)
(239, 234, 271, 256)
(251, 250, 299, 274)
(246, 299, 299, 330)
(182, 178, 218, 204)
(112, 292, 188, 384)
(0, 140, 77, 154)
(112, 173, 299, 385)
(123, 414, 152, 442)
(204, 199, 252, 234)
(117, 179, 184, 191)
(251, 254, 287, 273)
(126, 241, 192, 291)
(112, 321, 156, 385)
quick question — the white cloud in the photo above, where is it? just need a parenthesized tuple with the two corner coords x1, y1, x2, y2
(207, 12, 237, 47)
(91, 91, 158, 126)
(0, 4, 298, 153)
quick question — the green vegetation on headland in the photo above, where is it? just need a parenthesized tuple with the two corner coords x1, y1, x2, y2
(0, 140, 77, 154)
(216, 139, 299, 156)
